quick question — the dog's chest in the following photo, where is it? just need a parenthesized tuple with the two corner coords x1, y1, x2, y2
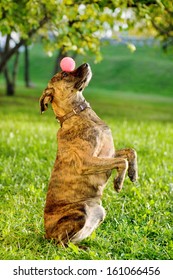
(58, 118, 114, 158)
(93, 125, 115, 158)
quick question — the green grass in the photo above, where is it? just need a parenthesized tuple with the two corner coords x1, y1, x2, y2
(91, 44, 173, 96)
(0, 43, 173, 260)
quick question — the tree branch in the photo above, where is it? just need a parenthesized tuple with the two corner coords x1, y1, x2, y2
(0, 15, 49, 73)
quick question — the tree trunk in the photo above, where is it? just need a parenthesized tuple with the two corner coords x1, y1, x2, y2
(0, 16, 49, 73)
(12, 51, 19, 86)
(24, 45, 31, 87)
(3, 51, 19, 96)
(6, 81, 15, 96)
(4, 67, 15, 96)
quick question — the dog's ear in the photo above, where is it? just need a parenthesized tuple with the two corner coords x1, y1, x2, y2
(39, 87, 54, 113)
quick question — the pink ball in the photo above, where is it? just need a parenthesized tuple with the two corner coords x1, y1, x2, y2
(60, 57, 76, 72)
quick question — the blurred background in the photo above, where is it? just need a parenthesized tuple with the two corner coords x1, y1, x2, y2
(0, 1, 173, 260)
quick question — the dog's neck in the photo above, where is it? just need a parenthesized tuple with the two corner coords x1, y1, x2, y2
(55, 91, 90, 126)
(56, 101, 90, 126)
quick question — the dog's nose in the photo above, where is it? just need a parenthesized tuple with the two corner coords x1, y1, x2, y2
(84, 63, 89, 68)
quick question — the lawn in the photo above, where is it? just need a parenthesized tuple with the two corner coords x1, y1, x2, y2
(0, 43, 173, 260)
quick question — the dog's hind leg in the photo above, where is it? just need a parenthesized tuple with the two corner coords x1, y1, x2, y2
(115, 148, 138, 183)
(44, 204, 86, 245)
(71, 204, 105, 243)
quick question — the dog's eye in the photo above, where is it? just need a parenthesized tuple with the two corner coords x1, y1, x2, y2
(62, 72, 68, 78)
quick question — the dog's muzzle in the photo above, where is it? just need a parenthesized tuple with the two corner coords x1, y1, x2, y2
(73, 63, 92, 90)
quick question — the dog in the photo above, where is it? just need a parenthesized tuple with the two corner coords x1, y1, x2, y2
(39, 63, 138, 245)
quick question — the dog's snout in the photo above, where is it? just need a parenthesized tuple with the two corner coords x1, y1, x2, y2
(84, 63, 89, 68)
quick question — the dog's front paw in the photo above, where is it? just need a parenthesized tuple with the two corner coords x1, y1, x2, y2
(128, 163, 138, 182)
(114, 177, 123, 193)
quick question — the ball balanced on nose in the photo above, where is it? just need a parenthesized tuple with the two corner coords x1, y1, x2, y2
(60, 57, 76, 72)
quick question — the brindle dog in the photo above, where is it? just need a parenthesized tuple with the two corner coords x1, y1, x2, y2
(39, 63, 138, 245)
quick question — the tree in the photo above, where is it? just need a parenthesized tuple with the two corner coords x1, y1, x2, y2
(0, 0, 51, 95)
(0, 0, 135, 95)
(1, 0, 170, 95)
(24, 45, 31, 88)
(145, 1, 173, 51)
(131, 1, 173, 50)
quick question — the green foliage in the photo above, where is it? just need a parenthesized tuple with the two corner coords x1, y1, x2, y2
(1, 0, 173, 73)
(0, 0, 128, 70)
(0, 44, 173, 260)
(38, 1, 124, 61)
(135, 0, 173, 49)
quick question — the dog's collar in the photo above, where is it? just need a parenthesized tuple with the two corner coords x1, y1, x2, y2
(56, 101, 89, 126)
